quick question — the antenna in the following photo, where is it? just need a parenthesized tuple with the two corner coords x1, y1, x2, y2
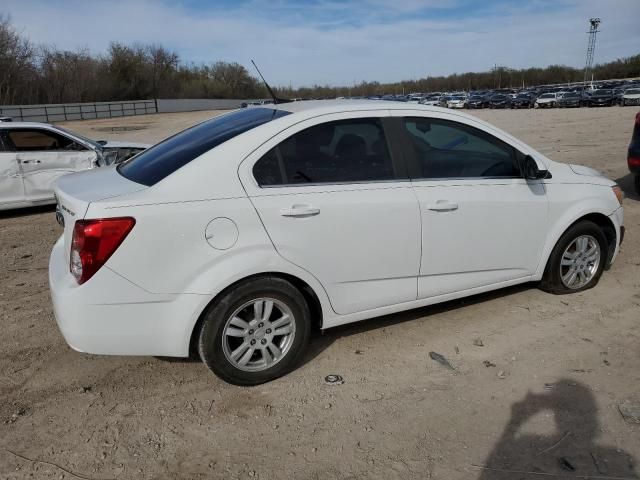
(251, 60, 290, 105)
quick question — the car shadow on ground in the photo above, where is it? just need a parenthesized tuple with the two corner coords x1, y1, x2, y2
(298, 283, 533, 368)
(0, 204, 56, 220)
(159, 283, 533, 367)
(616, 173, 639, 201)
(475, 379, 638, 479)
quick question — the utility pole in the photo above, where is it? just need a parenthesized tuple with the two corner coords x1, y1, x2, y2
(583, 18, 601, 87)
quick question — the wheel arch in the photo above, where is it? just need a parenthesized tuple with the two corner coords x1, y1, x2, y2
(188, 272, 325, 358)
(536, 210, 617, 279)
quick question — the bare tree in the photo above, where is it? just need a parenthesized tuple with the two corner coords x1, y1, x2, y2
(0, 15, 36, 104)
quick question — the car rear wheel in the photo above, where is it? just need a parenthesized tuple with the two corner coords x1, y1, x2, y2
(540, 221, 607, 294)
(198, 276, 311, 385)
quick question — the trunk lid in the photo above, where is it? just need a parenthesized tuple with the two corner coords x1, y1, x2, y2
(55, 166, 146, 255)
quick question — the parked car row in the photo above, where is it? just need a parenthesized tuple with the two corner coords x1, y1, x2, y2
(411, 87, 640, 110)
(333, 81, 640, 111)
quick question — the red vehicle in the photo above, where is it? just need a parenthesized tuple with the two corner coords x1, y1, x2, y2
(629, 112, 640, 194)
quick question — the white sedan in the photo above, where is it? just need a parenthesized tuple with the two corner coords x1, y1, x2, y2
(49, 101, 625, 385)
(0, 122, 148, 210)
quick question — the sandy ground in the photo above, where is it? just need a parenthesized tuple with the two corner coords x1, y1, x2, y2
(1, 106, 639, 480)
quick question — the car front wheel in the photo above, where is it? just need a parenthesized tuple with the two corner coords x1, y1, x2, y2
(540, 221, 607, 294)
(198, 276, 311, 385)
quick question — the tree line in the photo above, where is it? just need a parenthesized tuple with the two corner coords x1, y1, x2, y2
(1, 15, 639, 106)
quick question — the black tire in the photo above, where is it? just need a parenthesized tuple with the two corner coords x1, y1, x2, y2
(198, 276, 311, 385)
(634, 175, 640, 195)
(539, 220, 608, 295)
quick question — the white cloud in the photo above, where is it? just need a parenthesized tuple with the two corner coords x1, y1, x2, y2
(3, 0, 639, 87)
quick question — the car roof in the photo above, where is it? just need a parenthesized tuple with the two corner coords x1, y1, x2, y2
(0, 121, 57, 129)
(270, 99, 473, 118)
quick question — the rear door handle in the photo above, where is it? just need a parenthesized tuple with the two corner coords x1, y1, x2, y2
(426, 201, 459, 212)
(280, 205, 320, 217)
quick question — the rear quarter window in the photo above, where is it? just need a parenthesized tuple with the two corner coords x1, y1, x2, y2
(118, 108, 290, 186)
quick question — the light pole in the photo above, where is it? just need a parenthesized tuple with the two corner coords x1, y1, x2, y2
(583, 18, 601, 87)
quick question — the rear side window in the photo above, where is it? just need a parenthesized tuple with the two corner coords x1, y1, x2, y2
(5, 129, 83, 152)
(403, 118, 522, 179)
(118, 108, 290, 186)
(253, 118, 396, 186)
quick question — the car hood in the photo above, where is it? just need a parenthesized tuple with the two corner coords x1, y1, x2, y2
(569, 164, 608, 178)
(623, 93, 640, 99)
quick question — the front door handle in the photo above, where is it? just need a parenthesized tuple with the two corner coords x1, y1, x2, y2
(280, 205, 320, 217)
(426, 201, 459, 212)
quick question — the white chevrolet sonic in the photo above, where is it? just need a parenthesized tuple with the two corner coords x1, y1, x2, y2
(49, 101, 625, 385)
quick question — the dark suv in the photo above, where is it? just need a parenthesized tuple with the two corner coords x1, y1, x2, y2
(587, 89, 615, 107)
(511, 94, 534, 109)
(629, 111, 640, 195)
(557, 92, 582, 108)
(488, 94, 511, 109)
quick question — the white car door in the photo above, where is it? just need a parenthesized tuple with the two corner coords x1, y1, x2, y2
(390, 112, 548, 298)
(4, 128, 96, 203)
(0, 130, 26, 208)
(240, 112, 422, 315)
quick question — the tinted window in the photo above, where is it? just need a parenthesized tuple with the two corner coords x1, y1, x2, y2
(119, 108, 290, 186)
(5, 129, 84, 152)
(253, 118, 396, 186)
(403, 118, 521, 179)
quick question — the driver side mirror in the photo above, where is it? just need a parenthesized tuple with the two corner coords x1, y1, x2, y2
(523, 154, 550, 180)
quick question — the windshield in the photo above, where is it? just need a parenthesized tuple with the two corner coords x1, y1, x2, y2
(594, 90, 612, 95)
(626, 89, 640, 94)
(540, 93, 555, 99)
(118, 108, 290, 186)
(564, 93, 579, 98)
(55, 126, 102, 150)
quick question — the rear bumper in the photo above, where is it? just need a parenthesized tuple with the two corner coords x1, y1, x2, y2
(49, 236, 209, 357)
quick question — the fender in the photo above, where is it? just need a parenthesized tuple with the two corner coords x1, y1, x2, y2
(533, 191, 618, 279)
(175, 246, 335, 350)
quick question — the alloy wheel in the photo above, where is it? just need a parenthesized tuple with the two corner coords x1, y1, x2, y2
(222, 298, 296, 372)
(559, 235, 601, 290)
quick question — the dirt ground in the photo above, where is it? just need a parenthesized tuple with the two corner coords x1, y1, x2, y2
(1, 106, 639, 480)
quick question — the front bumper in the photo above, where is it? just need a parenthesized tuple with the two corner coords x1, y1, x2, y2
(49, 236, 209, 357)
(608, 206, 624, 265)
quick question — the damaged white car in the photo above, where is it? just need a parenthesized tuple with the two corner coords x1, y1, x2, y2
(0, 122, 148, 211)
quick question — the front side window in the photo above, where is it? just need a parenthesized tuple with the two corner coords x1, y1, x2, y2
(403, 118, 522, 179)
(119, 108, 290, 186)
(253, 118, 396, 186)
(5, 129, 83, 152)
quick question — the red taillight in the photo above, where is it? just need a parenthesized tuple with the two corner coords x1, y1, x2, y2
(629, 156, 640, 168)
(70, 217, 135, 284)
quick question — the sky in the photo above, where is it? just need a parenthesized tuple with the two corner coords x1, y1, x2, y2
(3, 0, 640, 88)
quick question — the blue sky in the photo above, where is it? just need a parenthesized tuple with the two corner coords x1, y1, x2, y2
(4, 0, 640, 87)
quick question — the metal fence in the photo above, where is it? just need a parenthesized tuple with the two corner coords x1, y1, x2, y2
(0, 100, 157, 122)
